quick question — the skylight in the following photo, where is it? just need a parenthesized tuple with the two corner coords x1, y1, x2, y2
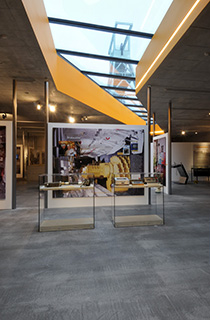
(43, 0, 173, 120)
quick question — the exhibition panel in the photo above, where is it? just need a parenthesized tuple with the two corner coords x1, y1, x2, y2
(112, 172, 164, 227)
(38, 173, 95, 232)
(48, 123, 148, 208)
(153, 133, 169, 194)
(0, 121, 12, 209)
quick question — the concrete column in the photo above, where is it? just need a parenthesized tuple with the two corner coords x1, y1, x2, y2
(168, 101, 172, 195)
(12, 79, 17, 209)
(44, 81, 49, 175)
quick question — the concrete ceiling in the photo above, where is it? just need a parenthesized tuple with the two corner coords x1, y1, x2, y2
(137, 2, 210, 141)
(0, 0, 121, 134)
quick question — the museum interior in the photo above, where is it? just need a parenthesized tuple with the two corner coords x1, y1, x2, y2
(1, 0, 210, 319)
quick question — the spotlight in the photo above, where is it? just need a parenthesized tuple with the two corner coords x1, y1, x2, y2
(181, 131, 185, 135)
(69, 116, 75, 123)
(49, 104, 56, 112)
(81, 116, 88, 121)
(37, 104, 41, 110)
(2, 113, 7, 119)
(195, 131, 198, 135)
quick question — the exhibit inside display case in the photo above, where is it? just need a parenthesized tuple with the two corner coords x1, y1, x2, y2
(112, 172, 164, 227)
(38, 173, 95, 232)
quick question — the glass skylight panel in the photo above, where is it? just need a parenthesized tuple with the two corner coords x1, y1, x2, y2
(88, 75, 135, 88)
(135, 112, 147, 116)
(44, 0, 173, 35)
(128, 106, 146, 112)
(107, 90, 136, 96)
(124, 103, 144, 108)
(61, 54, 115, 74)
(50, 25, 150, 62)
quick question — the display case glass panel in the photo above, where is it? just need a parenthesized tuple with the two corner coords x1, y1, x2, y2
(112, 172, 164, 227)
(38, 173, 95, 232)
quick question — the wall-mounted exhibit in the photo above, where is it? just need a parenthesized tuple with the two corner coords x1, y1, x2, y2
(153, 133, 169, 194)
(48, 123, 148, 207)
(16, 145, 23, 179)
(0, 121, 12, 209)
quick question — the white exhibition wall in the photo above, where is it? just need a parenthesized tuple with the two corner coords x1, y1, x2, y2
(172, 142, 210, 182)
(48, 123, 148, 208)
(0, 121, 12, 209)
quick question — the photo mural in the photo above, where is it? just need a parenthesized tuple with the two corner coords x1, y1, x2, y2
(153, 136, 166, 186)
(52, 127, 145, 197)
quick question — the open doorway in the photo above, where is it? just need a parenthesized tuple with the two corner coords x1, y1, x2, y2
(16, 124, 45, 208)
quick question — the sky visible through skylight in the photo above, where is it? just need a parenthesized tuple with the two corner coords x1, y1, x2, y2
(43, 0, 173, 68)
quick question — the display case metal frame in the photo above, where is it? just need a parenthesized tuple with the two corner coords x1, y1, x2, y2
(38, 173, 95, 232)
(112, 172, 165, 228)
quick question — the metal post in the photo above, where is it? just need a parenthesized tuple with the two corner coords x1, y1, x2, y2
(44, 81, 49, 175)
(168, 101, 172, 195)
(147, 86, 151, 173)
(12, 79, 17, 209)
(153, 112, 156, 138)
(22, 130, 25, 179)
(44, 81, 49, 210)
(147, 86, 151, 204)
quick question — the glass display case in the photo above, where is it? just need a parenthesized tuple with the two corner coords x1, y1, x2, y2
(38, 173, 95, 232)
(112, 172, 164, 227)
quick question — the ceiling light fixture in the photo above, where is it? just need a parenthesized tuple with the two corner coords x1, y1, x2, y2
(49, 104, 56, 112)
(69, 116, 75, 123)
(136, 0, 201, 91)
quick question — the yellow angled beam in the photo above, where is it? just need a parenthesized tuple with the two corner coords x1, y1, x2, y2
(21, 0, 145, 125)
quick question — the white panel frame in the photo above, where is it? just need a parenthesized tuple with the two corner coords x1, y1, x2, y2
(0, 121, 12, 209)
(47, 123, 148, 208)
(153, 133, 169, 194)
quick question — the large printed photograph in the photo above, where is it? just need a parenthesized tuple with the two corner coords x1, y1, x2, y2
(53, 127, 144, 197)
(0, 126, 6, 200)
(153, 136, 166, 186)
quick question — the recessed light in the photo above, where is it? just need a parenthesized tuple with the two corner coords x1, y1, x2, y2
(69, 116, 75, 123)
(49, 104, 56, 112)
